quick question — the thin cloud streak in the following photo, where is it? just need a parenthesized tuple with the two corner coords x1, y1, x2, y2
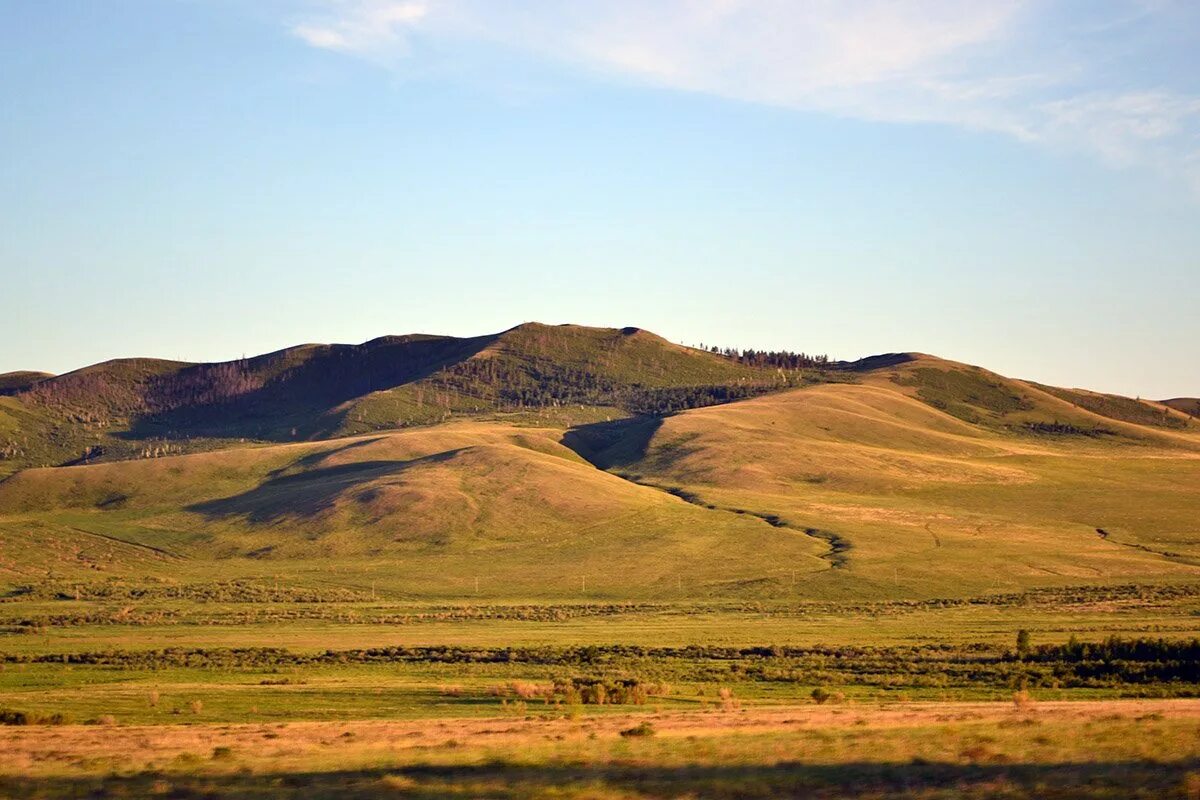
(292, 0, 428, 57)
(289, 0, 1200, 190)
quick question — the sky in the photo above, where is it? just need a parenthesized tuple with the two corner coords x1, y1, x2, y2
(2, 1, 1198, 399)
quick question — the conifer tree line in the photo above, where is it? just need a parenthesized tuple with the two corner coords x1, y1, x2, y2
(707, 346, 831, 370)
(419, 356, 801, 415)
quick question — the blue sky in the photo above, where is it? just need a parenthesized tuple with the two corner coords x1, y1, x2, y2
(2, 1, 1198, 398)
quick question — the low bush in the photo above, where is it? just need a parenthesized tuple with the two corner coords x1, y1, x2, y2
(0, 708, 28, 725)
(619, 721, 656, 737)
(0, 708, 70, 725)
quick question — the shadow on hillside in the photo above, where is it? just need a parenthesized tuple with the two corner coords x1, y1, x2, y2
(0, 758, 1191, 799)
(263, 437, 385, 479)
(840, 352, 917, 372)
(186, 449, 464, 524)
(119, 333, 499, 443)
(561, 415, 663, 469)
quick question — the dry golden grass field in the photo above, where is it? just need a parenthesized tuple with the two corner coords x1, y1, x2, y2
(2, 699, 1198, 798)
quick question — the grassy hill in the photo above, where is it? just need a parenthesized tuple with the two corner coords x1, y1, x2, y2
(579, 354, 1200, 598)
(1163, 397, 1200, 418)
(0, 329, 1196, 602)
(0, 371, 52, 393)
(0, 324, 802, 476)
(876, 354, 1194, 438)
(0, 421, 828, 599)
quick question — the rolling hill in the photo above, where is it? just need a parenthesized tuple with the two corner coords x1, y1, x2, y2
(0, 372, 52, 393)
(1164, 398, 1200, 418)
(581, 354, 1200, 597)
(0, 323, 805, 477)
(0, 422, 828, 599)
(0, 326, 1196, 601)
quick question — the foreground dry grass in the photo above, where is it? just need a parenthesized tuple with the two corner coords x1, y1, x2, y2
(2, 699, 1199, 798)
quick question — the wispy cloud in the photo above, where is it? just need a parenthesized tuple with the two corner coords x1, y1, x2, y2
(1038, 91, 1200, 165)
(292, 0, 428, 58)
(289, 0, 1200, 189)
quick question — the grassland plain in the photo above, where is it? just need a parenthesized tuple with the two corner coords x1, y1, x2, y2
(1, 325, 1199, 797)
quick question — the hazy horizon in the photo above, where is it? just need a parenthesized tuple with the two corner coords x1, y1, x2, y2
(2, 318, 1191, 402)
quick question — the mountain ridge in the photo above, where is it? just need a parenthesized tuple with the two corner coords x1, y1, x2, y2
(0, 323, 1193, 478)
(0, 323, 819, 474)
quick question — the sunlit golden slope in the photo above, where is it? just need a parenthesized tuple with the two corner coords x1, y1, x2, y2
(598, 358, 1200, 598)
(0, 422, 828, 599)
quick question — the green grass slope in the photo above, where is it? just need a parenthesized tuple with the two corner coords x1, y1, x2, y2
(588, 358, 1200, 599)
(0, 421, 828, 599)
(872, 354, 1196, 443)
(0, 324, 799, 473)
(315, 323, 797, 438)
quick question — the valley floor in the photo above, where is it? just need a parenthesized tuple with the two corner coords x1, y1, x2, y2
(1, 699, 1197, 798)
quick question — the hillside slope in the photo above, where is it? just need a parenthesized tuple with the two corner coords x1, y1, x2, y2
(0, 422, 829, 599)
(583, 356, 1200, 598)
(863, 354, 1195, 440)
(1163, 398, 1200, 418)
(0, 324, 800, 476)
(0, 372, 51, 393)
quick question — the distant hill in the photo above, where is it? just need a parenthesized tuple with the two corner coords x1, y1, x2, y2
(1163, 398, 1200, 418)
(0, 371, 52, 393)
(0, 327, 1196, 601)
(0, 323, 811, 474)
(1, 325, 1192, 477)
